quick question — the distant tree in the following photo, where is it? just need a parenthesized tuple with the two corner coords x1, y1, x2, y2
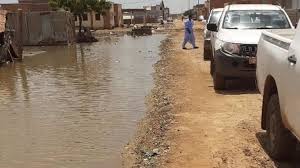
(49, 0, 111, 34)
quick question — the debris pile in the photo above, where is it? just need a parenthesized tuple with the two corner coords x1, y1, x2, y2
(77, 27, 98, 43)
(131, 25, 153, 36)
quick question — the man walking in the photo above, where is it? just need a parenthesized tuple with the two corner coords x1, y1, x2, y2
(182, 15, 198, 49)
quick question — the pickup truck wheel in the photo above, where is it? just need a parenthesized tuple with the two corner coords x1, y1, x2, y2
(210, 59, 215, 75)
(266, 94, 296, 160)
(204, 48, 211, 60)
(213, 72, 226, 90)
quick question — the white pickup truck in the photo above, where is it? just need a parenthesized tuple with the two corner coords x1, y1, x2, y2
(256, 20, 300, 160)
(207, 4, 293, 90)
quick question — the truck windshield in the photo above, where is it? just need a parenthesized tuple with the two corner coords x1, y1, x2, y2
(223, 10, 291, 29)
(209, 11, 222, 24)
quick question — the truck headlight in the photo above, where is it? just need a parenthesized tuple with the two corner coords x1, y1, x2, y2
(222, 42, 240, 55)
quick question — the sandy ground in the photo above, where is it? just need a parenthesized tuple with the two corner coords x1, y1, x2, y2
(123, 20, 299, 168)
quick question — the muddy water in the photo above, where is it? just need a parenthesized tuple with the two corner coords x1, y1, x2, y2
(0, 34, 165, 168)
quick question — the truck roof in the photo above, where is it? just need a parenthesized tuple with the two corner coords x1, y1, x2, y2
(226, 4, 282, 11)
(212, 8, 223, 12)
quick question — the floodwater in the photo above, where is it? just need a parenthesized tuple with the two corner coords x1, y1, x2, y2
(0, 34, 165, 168)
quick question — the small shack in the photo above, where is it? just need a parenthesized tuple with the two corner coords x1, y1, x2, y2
(0, 10, 22, 64)
(6, 11, 76, 46)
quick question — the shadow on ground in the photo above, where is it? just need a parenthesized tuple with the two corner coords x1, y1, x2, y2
(256, 132, 300, 168)
(215, 78, 259, 95)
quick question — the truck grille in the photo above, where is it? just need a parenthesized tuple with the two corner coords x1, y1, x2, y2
(240, 44, 257, 57)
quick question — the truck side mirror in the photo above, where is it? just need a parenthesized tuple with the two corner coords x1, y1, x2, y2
(207, 23, 218, 32)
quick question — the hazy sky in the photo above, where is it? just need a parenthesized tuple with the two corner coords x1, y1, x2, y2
(0, 0, 205, 14)
(0, 0, 17, 4)
(112, 0, 205, 13)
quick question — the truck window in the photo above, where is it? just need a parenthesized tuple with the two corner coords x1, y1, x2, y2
(209, 11, 222, 24)
(223, 10, 291, 29)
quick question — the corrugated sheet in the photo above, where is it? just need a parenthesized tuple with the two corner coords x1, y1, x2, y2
(6, 11, 76, 46)
(0, 10, 7, 32)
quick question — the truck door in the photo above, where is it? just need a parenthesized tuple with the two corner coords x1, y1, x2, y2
(285, 35, 300, 138)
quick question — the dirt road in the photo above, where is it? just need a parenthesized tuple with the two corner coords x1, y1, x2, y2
(124, 21, 298, 168)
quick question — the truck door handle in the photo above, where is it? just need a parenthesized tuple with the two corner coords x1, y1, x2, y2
(288, 55, 297, 64)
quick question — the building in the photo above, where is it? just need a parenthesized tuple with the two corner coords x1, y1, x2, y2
(193, 4, 209, 20)
(283, 0, 300, 25)
(123, 9, 146, 24)
(291, 0, 300, 9)
(144, 5, 162, 23)
(75, 12, 105, 30)
(122, 0, 169, 24)
(154, 1, 170, 20)
(164, 7, 170, 20)
(74, 3, 123, 30)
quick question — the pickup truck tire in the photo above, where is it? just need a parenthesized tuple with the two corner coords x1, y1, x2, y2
(266, 94, 296, 160)
(213, 72, 226, 90)
(210, 59, 214, 75)
(211, 59, 226, 90)
(204, 48, 211, 61)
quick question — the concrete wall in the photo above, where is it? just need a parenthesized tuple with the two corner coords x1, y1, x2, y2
(146, 8, 160, 23)
(291, 0, 300, 9)
(114, 4, 123, 27)
(286, 9, 300, 25)
(6, 11, 75, 46)
(104, 5, 115, 29)
(0, 3, 50, 12)
(93, 13, 105, 29)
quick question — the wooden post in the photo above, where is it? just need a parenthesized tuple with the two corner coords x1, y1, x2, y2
(16, 9, 23, 60)
(144, 11, 146, 25)
(131, 11, 133, 24)
(90, 11, 94, 30)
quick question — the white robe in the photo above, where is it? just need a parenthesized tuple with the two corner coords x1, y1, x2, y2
(182, 19, 196, 48)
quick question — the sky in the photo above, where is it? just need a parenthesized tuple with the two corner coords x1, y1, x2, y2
(111, 0, 205, 14)
(0, 0, 17, 4)
(0, 0, 205, 14)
